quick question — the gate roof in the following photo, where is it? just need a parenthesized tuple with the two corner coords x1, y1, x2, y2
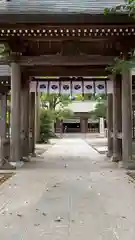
(0, 0, 124, 14)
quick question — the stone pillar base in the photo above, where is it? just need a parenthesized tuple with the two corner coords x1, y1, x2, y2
(111, 155, 120, 163)
(20, 156, 30, 162)
(0, 158, 16, 170)
(29, 152, 37, 157)
(106, 151, 113, 158)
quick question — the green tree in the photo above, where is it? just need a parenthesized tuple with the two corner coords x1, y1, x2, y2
(0, 44, 10, 58)
(75, 93, 94, 101)
(40, 93, 73, 137)
(90, 97, 107, 119)
(39, 109, 52, 143)
(104, 0, 135, 72)
(55, 108, 73, 121)
(40, 93, 71, 110)
(104, 0, 135, 18)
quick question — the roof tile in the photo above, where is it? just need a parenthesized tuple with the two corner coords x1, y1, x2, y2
(0, 0, 125, 14)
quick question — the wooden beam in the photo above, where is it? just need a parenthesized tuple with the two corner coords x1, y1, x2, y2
(1, 36, 135, 45)
(0, 85, 10, 93)
(0, 55, 115, 66)
(18, 55, 115, 66)
(33, 77, 109, 82)
(0, 14, 133, 25)
(0, 76, 10, 81)
(0, 23, 135, 43)
(26, 66, 108, 77)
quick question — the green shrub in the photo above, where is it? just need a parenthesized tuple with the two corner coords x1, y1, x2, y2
(39, 109, 52, 143)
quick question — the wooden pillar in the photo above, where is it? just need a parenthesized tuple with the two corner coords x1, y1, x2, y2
(122, 70, 132, 166)
(99, 117, 105, 136)
(56, 119, 63, 135)
(10, 62, 21, 164)
(0, 94, 7, 161)
(55, 119, 61, 133)
(85, 118, 88, 133)
(20, 80, 29, 159)
(35, 90, 40, 143)
(107, 94, 113, 157)
(112, 74, 122, 162)
(60, 120, 63, 135)
(80, 117, 87, 133)
(29, 92, 35, 155)
(7, 94, 10, 137)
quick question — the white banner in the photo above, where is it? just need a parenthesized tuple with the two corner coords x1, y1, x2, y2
(49, 81, 59, 94)
(30, 80, 112, 95)
(60, 81, 71, 95)
(95, 81, 106, 94)
(84, 81, 94, 94)
(72, 81, 82, 94)
(107, 80, 113, 93)
(30, 81, 36, 92)
(38, 81, 48, 93)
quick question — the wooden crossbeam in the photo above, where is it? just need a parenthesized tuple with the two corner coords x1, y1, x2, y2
(18, 55, 115, 66)
(0, 84, 10, 93)
(0, 14, 133, 25)
(0, 55, 115, 67)
(26, 65, 108, 77)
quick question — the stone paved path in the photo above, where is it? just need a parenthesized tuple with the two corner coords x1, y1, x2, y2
(0, 138, 135, 239)
(86, 137, 107, 154)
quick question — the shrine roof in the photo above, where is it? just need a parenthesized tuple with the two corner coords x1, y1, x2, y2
(0, 0, 124, 14)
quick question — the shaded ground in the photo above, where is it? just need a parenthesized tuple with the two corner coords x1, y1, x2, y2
(0, 138, 135, 239)
(86, 137, 107, 154)
(35, 138, 58, 155)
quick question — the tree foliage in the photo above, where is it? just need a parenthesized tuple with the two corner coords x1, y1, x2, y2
(40, 93, 73, 120)
(106, 56, 135, 73)
(0, 44, 10, 58)
(39, 93, 73, 141)
(39, 109, 52, 143)
(90, 96, 107, 119)
(104, 0, 135, 73)
(55, 108, 73, 121)
(73, 93, 107, 101)
(40, 93, 71, 110)
(104, 0, 135, 17)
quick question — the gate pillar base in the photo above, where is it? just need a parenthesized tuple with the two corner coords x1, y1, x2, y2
(0, 159, 16, 170)
(111, 155, 120, 163)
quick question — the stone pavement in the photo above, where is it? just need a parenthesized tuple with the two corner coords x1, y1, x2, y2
(0, 138, 135, 239)
(86, 137, 107, 154)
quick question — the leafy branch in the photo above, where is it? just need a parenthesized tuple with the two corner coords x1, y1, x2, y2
(104, 0, 135, 18)
(0, 44, 10, 58)
(104, 0, 135, 73)
(90, 100, 107, 119)
(106, 56, 135, 73)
